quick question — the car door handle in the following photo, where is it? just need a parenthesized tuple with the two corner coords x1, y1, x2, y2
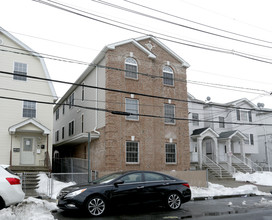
(163, 183, 169, 185)
(137, 186, 144, 189)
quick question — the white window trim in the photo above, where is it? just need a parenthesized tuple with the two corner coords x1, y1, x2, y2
(164, 104, 175, 125)
(125, 141, 139, 164)
(13, 62, 28, 81)
(125, 98, 139, 121)
(22, 101, 37, 118)
(125, 57, 138, 80)
(165, 143, 177, 164)
(163, 66, 174, 86)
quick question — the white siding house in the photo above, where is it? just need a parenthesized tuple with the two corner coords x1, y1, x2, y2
(0, 27, 57, 169)
(188, 95, 262, 176)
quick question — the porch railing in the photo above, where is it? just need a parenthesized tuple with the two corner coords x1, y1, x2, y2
(202, 154, 222, 178)
(214, 154, 236, 175)
(243, 156, 263, 172)
(231, 154, 253, 173)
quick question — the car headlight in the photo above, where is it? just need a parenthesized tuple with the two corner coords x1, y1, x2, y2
(65, 188, 87, 198)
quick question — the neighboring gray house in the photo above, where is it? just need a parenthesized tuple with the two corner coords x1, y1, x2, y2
(188, 95, 264, 178)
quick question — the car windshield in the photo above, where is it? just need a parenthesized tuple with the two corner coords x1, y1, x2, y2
(92, 172, 124, 184)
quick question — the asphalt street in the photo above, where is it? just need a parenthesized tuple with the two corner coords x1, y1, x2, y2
(52, 195, 272, 220)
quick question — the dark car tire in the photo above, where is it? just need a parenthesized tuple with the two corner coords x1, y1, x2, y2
(85, 196, 106, 217)
(165, 192, 182, 210)
(0, 196, 5, 210)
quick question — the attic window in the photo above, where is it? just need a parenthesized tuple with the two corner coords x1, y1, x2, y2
(125, 57, 138, 79)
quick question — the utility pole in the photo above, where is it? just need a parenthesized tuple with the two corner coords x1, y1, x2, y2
(87, 132, 92, 183)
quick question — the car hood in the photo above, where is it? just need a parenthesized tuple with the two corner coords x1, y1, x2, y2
(61, 182, 107, 192)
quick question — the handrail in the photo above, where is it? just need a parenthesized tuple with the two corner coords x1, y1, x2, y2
(231, 154, 252, 173)
(224, 160, 236, 175)
(202, 154, 222, 178)
(243, 156, 263, 172)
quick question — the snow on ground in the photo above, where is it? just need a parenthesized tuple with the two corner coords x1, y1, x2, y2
(0, 197, 57, 220)
(36, 173, 75, 199)
(234, 171, 272, 186)
(0, 172, 272, 220)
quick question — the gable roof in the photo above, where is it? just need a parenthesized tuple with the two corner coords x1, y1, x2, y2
(226, 98, 257, 109)
(191, 127, 219, 137)
(55, 35, 190, 109)
(9, 118, 51, 135)
(0, 26, 57, 101)
(219, 130, 247, 140)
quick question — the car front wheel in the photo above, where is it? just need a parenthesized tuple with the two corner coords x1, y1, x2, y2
(166, 192, 182, 210)
(86, 196, 106, 216)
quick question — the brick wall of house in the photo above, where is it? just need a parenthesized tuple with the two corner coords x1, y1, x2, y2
(91, 39, 190, 173)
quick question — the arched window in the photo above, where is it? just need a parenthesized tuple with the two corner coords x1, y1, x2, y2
(125, 57, 138, 79)
(163, 66, 174, 86)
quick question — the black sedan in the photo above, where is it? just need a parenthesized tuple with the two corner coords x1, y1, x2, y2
(57, 170, 191, 217)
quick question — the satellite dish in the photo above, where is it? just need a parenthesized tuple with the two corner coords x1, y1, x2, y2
(206, 96, 211, 101)
(257, 103, 264, 108)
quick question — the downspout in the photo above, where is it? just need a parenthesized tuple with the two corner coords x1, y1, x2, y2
(95, 66, 98, 128)
(10, 133, 13, 166)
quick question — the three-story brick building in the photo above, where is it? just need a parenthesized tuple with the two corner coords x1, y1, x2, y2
(53, 36, 190, 173)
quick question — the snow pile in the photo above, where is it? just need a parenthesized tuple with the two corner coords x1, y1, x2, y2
(191, 182, 267, 198)
(0, 197, 57, 220)
(234, 171, 272, 186)
(255, 197, 272, 207)
(36, 173, 75, 199)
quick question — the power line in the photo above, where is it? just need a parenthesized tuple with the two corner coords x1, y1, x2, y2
(1, 95, 272, 127)
(1, 70, 272, 114)
(123, 0, 272, 45)
(91, 0, 272, 49)
(33, 0, 272, 65)
(1, 44, 271, 96)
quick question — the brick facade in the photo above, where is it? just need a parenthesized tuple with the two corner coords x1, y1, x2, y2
(92, 38, 190, 172)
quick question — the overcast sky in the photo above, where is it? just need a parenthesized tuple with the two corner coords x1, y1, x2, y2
(1, 0, 272, 108)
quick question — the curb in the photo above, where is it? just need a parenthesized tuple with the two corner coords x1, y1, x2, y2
(192, 193, 257, 201)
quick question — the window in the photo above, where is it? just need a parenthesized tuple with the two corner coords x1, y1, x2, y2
(126, 141, 139, 163)
(81, 83, 85, 101)
(163, 66, 174, 86)
(237, 109, 252, 122)
(55, 130, 59, 142)
(119, 173, 142, 183)
(14, 62, 27, 81)
(81, 114, 84, 133)
(219, 116, 225, 128)
(164, 104, 175, 124)
(62, 127, 65, 139)
(68, 93, 74, 108)
(56, 108, 59, 120)
(125, 98, 139, 120)
(248, 111, 252, 122)
(23, 101, 36, 118)
(125, 58, 138, 79)
(62, 104, 65, 115)
(165, 143, 176, 163)
(192, 113, 199, 126)
(245, 134, 254, 145)
(68, 121, 74, 136)
(144, 172, 168, 182)
(236, 109, 240, 121)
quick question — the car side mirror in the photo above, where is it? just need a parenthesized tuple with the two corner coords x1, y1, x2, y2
(114, 180, 124, 187)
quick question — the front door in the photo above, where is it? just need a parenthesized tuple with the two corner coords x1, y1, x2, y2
(21, 137, 35, 165)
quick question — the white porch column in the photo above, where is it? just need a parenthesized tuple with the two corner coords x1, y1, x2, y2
(240, 139, 245, 163)
(227, 139, 232, 165)
(213, 137, 219, 164)
(197, 137, 203, 169)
